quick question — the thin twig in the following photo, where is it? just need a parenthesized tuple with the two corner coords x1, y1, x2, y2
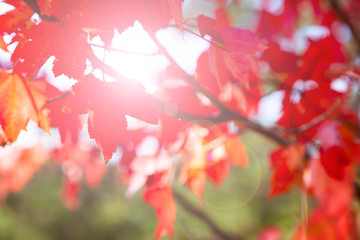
(274, 99, 341, 134)
(172, 189, 242, 240)
(89, 43, 160, 56)
(163, 23, 231, 52)
(46, 92, 71, 103)
(19, 77, 40, 116)
(183, 27, 230, 53)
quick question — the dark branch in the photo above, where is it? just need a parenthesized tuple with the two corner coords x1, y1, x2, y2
(275, 99, 341, 134)
(172, 189, 242, 240)
(46, 92, 71, 103)
(145, 28, 290, 147)
(89, 52, 289, 146)
(328, 0, 360, 51)
(22, 0, 60, 22)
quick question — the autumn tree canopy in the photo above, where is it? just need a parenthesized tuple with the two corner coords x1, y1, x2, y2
(1, 0, 360, 239)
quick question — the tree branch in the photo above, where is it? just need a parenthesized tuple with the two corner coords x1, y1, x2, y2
(328, 0, 360, 51)
(173, 189, 242, 240)
(22, 0, 60, 22)
(46, 92, 71, 103)
(274, 98, 341, 134)
(89, 53, 289, 146)
(144, 29, 290, 147)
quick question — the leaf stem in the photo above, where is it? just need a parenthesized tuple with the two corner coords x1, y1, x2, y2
(46, 92, 71, 104)
(18, 76, 40, 120)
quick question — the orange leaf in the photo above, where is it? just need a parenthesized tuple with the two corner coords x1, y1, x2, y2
(0, 1, 33, 35)
(0, 36, 8, 52)
(224, 136, 249, 167)
(0, 71, 49, 141)
(0, 143, 48, 201)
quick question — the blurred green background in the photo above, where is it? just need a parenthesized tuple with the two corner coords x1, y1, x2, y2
(0, 133, 304, 240)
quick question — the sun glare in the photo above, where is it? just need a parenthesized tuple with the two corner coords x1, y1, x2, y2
(89, 21, 209, 93)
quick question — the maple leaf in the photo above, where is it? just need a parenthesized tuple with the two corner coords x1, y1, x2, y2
(269, 145, 304, 196)
(125, 151, 172, 198)
(223, 136, 249, 166)
(197, 15, 218, 38)
(293, 208, 357, 240)
(53, 140, 106, 209)
(221, 28, 267, 55)
(196, 10, 265, 109)
(0, 143, 49, 201)
(158, 112, 187, 145)
(223, 52, 250, 84)
(0, 0, 33, 35)
(319, 146, 351, 180)
(0, 71, 49, 142)
(61, 177, 81, 210)
(180, 130, 249, 195)
(205, 160, 230, 186)
(144, 186, 176, 239)
(313, 121, 355, 180)
(197, 8, 230, 42)
(70, 75, 159, 162)
(179, 154, 207, 199)
(46, 96, 81, 143)
(36, 0, 83, 20)
(261, 42, 299, 74)
(12, 18, 91, 80)
(195, 50, 222, 97)
(33, 77, 81, 143)
(277, 36, 345, 133)
(307, 157, 353, 216)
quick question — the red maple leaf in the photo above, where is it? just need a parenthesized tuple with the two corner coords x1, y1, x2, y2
(144, 186, 176, 239)
(70, 75, 159, 162)
(269, 145, 304, 196)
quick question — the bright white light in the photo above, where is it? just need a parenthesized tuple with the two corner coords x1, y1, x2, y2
(90, 21, 168, 93)
(136, 136, 159, 156)
(257, 91, 284, 126)
(90, 21, 209, 93)
(0, 2, 14, 15)
(331, 76, 349, 93)
(293, 25, 330, 53)
(156, 27, 210, 75)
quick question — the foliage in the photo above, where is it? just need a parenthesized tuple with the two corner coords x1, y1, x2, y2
(1, 0, 360, 239)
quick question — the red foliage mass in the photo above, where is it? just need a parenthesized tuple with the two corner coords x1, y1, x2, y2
(1, 0, 360, 239)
